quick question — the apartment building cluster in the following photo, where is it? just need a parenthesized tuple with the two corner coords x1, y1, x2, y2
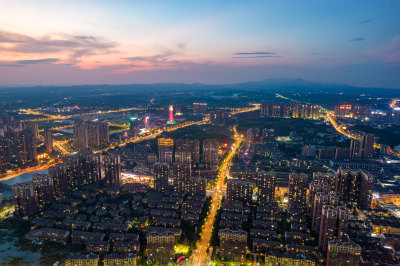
(12, 151, 121, 216)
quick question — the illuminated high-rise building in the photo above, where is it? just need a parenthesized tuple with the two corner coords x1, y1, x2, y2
(0, 126, 38, 169)
(209, 111, 216, 124)
(337, 169, 373, 209)
(129, 117, 139, 136)
(166, 105, 176, 125)
(227, 179, 254, 203)
(158, 138, 174, 165)
(174, 150, 191, 163)
(187, 176, 207, 197)
(103, 154, 121, 187)
(144, 116, 149, 128)
(44, 130, 53, 154)
(291, 103, 320, 119)
(360, 133, 375, 158)
(49, 150, 102, 194)
(260, 103, 287, 118)
(193, 103, 207, 114)
(257, 171, 276, 204)
(288, 172, 308, 214)
(32, 174, 55, 207)
(73, 120, 109, 149)
(312, 193, 338, 232)
(319, 205, 338, 253)
(202, 139, 219, 164)
(308, 179, 330, 216)
(175, 139, 200, 164)
(154, 163, 169, 192)
(12, 181, 37, 216)
(319, 206, 349, 254)
(173, 162, 191, 193)
(247, 128, 260, 145)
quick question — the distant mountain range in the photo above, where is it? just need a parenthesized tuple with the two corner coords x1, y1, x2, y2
(1, 78, 399, 96)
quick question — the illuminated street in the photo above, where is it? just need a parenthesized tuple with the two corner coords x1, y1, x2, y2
(190, 126, 243, 265)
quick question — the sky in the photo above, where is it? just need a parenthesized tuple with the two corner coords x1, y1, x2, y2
(0, 0, 400, 88)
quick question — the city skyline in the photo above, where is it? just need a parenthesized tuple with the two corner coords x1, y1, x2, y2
(0, 0, 399, 88)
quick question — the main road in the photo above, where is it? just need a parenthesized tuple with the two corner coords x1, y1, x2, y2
(190, 126, 244, 265)
(277, 93, 400, 157)
(1, 106, 258, 181)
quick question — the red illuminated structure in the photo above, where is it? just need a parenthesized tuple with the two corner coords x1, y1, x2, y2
(166, 105, 177, 125)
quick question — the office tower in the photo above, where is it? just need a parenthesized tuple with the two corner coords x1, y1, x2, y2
(49, 151, 102, 193)
(175, 139, 200, 164)
(12, 182, 37, 216)
(173, 162, 191, 193)
(288, 172, 308, 213)
(158, 138, 174, 165)
(302, 145, 317, 158)
(246, 128, 260, 145)
(218, 229, 247, 262)
(335, 147, 350, 160)
(166, 105, 176, 125)
(187, 177, 207, 197)
(327, 241, 361, 266)
(226, 179, 253, 203)
(337, 169, 373, 209)
(202, 139, 219, 164)
(32, 174, 55, 206)
(146, 232, 175, 263)
(209, 111, 216, 124)
(193, 103, 207, 114)
(359, 134, 375, 158)
(103, 154, 121, 187)
(257, 171, 276, 204)
(153, 163, 169, 193)
(73, 120, 109, 149)
(44, 130, 53, 154)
